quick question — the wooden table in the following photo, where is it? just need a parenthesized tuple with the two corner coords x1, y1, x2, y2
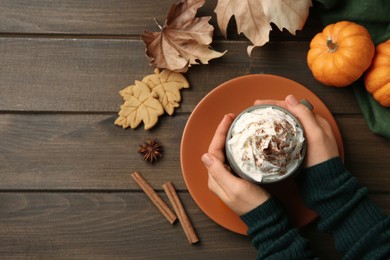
(1, 1, 389, 259)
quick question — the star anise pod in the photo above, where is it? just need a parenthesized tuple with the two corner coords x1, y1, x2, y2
(138, 138, 163, 163)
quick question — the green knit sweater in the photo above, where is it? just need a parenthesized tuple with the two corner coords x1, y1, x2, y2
(240, 157, 390, 259)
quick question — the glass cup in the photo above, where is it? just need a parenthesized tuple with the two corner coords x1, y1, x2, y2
(225, 100, 313, 184)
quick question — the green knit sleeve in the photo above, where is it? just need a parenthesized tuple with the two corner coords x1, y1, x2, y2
(240, 197, 317, 259)
(296, 157, 390, 259)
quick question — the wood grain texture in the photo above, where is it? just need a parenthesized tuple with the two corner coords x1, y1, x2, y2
(0, 38, 359, 113)
(0, 192, 388, 259)
(0, 192, 254, 259)
(0, 0, 322, 39)
(0, 114, 389, 191)
(0, 1, 388, 258)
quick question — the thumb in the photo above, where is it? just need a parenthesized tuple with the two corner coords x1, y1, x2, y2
(201, 153, 238, 195)
(285, 95, 320, 131)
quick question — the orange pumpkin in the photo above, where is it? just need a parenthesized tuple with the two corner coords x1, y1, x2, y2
(307, 21, 375, 87)
(364, 39, 390, 107)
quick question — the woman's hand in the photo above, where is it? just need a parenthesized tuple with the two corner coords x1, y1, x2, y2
(201, 94, 339, 216)
(254, 95, 339, 168)
(201, 114, 270, 216)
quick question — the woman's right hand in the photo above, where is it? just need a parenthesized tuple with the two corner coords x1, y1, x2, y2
(254, 95, 339, 168)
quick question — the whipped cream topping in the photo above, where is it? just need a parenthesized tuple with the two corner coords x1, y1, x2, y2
(227, 107, 304, 182)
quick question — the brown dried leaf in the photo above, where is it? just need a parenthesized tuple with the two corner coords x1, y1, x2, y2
(115, 81, 164, 130)
(142, 69, 189, 115)
(141, 0, 226, 73)
(215, 0, 312, 55)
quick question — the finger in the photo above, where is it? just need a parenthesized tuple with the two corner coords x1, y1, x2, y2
(208, 114, 236, 161)
(207, 171, 225, 199)
(315, 114, 332, 132)
(253, 99, 287, 109)
(315, 114, 340, 156)
(285, 95, 321, 131)
(202, 153, 241, 197)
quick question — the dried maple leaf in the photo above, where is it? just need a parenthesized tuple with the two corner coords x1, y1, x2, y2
(142, 69, 190, 115)
(141, 0, 226, 73)
(115, 81, 164, 130)
(215, 0, 312, 55)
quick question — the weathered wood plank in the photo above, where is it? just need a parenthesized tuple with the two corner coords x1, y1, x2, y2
(3, 2, 385, 259)
(0, 114, 389, 191)
(0, 38, 359, 113)
(0, 192, 256, 259)
(0, 0, 322, 39)
(0, 0, 182, 35)
(338, 116, 390, 190)
(0, 192, 387, 259)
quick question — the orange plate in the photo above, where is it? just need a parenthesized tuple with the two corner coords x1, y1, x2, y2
(180, 74, 344, 235)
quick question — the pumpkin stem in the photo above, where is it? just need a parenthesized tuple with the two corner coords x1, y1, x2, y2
(327, 37, 338, 53)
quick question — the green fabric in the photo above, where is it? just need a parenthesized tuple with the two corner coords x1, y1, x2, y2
(313, 0, 390, 139)
(241, 198, 317, 259)
(297, 157, 390, 259)
(241, 158, 390, 259)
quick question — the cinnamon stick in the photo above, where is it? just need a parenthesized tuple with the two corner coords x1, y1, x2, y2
(131, 172, 177, 224)
(162, 181, 199, 244)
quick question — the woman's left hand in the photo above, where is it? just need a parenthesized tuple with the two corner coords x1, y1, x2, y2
(201, 114, 270, 216)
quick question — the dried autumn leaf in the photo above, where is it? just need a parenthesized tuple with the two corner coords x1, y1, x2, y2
(142, 69, 190, 115)
(115, 81, 164, 130)
(215, 0, 312, 55)
(141, 0, 226, 73)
